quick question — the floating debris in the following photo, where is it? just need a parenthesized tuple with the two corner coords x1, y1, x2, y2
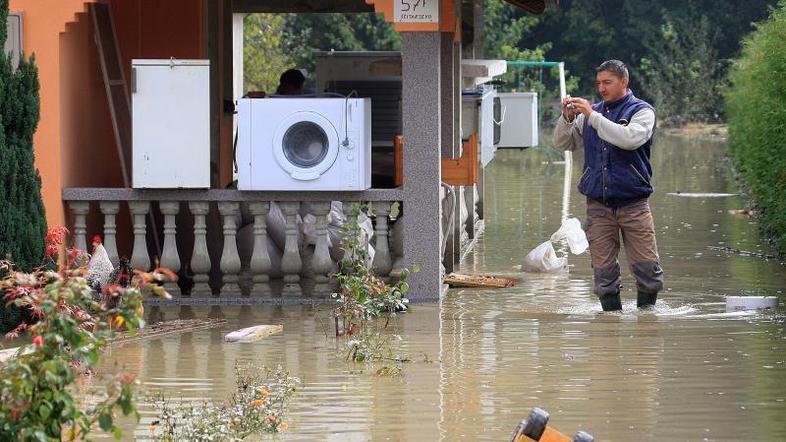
(726, 296, 779, 312)
(225, 324, 283, 343)
(707, 246, 778, 260)
(667, 192, 738, 197)
(445, 272, 517, 288)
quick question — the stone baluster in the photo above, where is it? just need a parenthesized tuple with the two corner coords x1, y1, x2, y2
(372, 201, 393, 277)
(188, 202, 212, 297)
(279, 202, 302, 294)
(128, 201, 150, 271)
(248, 202, 272, 297)
(218, 202, 241, 296)
(69, 202, 90, 253)
(342, 201, 364, 263)
(310, 201, 333, 295)
(99, 201, 120, 265)
(159, 201, 181, 295)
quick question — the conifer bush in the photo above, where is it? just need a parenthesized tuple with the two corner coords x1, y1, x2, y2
(726, 0, 786, 253)
(0, 0, 47, 332)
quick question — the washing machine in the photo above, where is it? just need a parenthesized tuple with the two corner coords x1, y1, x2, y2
(237, 97, 372, 191)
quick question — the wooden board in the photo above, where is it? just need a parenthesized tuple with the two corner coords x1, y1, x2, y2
(114, 318, 228, 345)
(445, 272, 517, 288)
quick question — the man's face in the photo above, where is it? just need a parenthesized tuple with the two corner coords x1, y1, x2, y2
(596, 70, 629, 103)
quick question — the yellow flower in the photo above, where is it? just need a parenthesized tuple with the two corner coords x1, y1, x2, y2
(251, 399, 264, 408)
(279, 422, 289, 431)
(113, 316, 125, 328)
(258, 387, 269, 398)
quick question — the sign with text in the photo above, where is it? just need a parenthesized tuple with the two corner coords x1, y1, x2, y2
(394, 0, 439, 23)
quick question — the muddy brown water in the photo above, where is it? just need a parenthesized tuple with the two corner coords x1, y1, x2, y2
(102, 134, 786, 441)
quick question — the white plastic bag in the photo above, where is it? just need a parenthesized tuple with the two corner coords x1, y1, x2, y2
(522, 241, 568, 273)
(550, 217, 589, 255)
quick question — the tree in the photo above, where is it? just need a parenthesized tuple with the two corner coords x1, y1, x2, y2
(639, 11, 725, 123)
(0, 0, 47, 332)
(244, 14, 295, 94)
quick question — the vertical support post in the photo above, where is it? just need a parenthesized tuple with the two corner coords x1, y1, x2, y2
(371, 202, 393, 278)
(248, 201, 272, 297)
(189, 202, 213, 297)
(128, 201, 150, 271)
(159, 201, 182, 295)
(69, 201, 90, 253)
(310, 201, 333, 296)
(440, 31, 456, 275)
(402, 32, 445, 300)
(99, 201, 120, 265)
(218, 202, 242, 296)
(279, 201, 302, 294)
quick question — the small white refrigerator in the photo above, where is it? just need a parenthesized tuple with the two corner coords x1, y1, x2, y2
(132, 59, 210, 188)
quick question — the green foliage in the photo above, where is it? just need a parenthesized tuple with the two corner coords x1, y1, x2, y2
(333, 204, 410, 336)
(282, 13, 400, 73)
(243, 12, 399, 93)
(243, 14, 295, 94)
(639, 11, 726, 123)
(725, 1, 786, 254)
(526, 0, 778, 120)
(150, 364, 300, 440)
(0, 228, 173, 441)
(0, 0, 47, 332)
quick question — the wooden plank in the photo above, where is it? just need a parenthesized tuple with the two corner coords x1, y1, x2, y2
(441, 133, 478, 186)
(445, 272, 516, 288)
(113, 318, 228, 346)
(394, 135, 404, 187)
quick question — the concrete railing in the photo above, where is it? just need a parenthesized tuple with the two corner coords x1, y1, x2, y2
(63, 188, 404, 300)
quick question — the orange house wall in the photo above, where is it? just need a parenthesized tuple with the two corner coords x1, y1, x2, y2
(9, 0, 206, 230)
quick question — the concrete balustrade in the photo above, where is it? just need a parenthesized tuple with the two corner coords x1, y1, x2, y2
(64, 193, 403, 300)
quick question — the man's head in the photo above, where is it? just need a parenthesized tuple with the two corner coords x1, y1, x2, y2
(277, 69, 306, 95)
(595, 60, 629, 103)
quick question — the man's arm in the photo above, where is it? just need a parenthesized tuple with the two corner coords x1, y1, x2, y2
(587, 108, 655, 150)
(553, 113, 585, 152)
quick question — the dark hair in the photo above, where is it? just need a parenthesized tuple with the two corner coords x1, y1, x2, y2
(279, 69, 306, 88)
(595, 60, 629, 79)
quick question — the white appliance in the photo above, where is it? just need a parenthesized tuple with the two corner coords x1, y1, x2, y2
(498, 92, 538, 148)
(462, 86, 501, 167)
(132, 59, 210, 188)
(237, 97, 372, 191)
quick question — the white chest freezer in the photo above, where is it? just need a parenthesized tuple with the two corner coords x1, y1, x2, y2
(497, 92, 538, 148)
(132, 59, 210, 188)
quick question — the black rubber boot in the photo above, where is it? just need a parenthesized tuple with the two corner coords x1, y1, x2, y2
(599, 293, 622, 311)
(637, 291, 658, 308)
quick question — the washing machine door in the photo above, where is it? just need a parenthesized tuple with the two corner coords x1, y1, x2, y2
(273, 111, 340, 181)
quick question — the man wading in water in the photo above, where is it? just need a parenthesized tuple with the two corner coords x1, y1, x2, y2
(553, 60, 664, 311)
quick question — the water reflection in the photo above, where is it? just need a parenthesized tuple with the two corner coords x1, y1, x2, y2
(100, 134, 786, 441)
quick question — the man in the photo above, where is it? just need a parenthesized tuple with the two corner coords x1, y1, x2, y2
(553, 60, 664, 311)
(275, 68, 306, 95)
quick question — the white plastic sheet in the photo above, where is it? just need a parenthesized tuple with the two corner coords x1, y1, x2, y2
(522, 241, 568, 273)
(550, 217, 589, 255)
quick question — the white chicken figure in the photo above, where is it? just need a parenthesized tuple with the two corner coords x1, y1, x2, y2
(86, 235, 115, 290)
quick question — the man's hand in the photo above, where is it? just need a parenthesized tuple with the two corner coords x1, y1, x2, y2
(560, 95, 577, 122)
(568, 97, 593, 117)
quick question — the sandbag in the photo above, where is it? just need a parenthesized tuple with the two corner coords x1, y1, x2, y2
(522, 241, 568, 273)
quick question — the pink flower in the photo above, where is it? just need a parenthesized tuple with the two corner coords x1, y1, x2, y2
(32, 335, 43, 346)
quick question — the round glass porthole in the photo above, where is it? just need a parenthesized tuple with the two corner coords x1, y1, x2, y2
(282, 122, 329, 168)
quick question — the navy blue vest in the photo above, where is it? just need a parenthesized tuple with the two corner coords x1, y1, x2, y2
(578, 90, 656, 208)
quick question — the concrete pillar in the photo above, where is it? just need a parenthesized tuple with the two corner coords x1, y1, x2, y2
(440, 31, 457, 274)
(402, 32, 445, 300)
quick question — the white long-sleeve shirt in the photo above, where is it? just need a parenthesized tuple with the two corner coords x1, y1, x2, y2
(553, 107, 655, 152)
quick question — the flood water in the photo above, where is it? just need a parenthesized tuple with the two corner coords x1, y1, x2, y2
(104, 133, 786, 441)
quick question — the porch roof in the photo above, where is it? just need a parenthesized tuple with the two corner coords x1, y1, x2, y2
(233, 0, 553, 14)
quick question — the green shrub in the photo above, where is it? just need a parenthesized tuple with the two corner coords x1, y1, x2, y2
(725, 0, 786, 253)
(0, 0, 47, 333)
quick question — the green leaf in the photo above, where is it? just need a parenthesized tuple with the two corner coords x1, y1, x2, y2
(112, 427, 123, 439)
(38, 403, 51, 419)
(98, 412, 113, 431)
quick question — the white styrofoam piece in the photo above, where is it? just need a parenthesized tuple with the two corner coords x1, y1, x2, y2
(461, 59, 507, 78)
(725, 296, 779, 312)
(224, 325, 283, 343)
